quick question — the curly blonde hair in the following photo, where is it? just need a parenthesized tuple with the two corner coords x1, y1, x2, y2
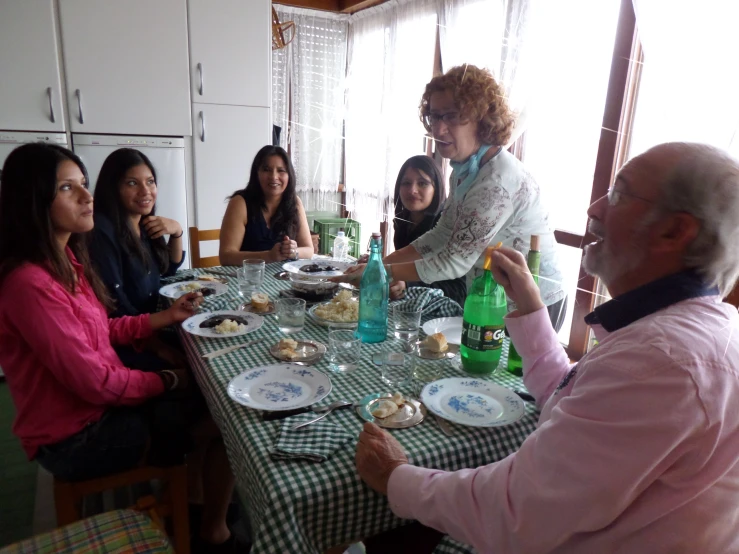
(420, 64, 516, 147)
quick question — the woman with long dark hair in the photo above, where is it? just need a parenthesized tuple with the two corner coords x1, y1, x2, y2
(219, 145, 312, 265)
(89, 148, 187, 371)
(90, 148, 184, 317)
(0, 143, 241, 552)
(390, 155, 466, 305)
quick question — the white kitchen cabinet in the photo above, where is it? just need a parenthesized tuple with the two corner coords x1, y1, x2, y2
(0, 0, 65, 132)
(187, 0, 271, 108)
(191, 103, 270, 231)
(58, 0, 191, 136)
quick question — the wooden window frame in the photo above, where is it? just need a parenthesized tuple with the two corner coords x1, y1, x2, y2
(556, 0, 637, 359)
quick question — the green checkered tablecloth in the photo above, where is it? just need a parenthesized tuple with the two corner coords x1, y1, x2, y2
(177, 265, 538, 554)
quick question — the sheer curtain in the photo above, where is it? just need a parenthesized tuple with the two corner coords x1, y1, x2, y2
(273, 5, 349, 211)
(438, 0, 532, 135)
(272, 9, 290, 150)
(344, 0, 437, 244)
(628, 0, 739, 159)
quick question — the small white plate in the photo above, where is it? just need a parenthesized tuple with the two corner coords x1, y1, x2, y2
(308, 302, 358, 329)
(420, 377, 524, 428)
(282, 259, 355, 279)
(159, 280, 228, 300)
(422, 317, 464, 345)
(181, 310, 264, 338)
(227, 363, 332, 411)
(239, 301, 276, 315)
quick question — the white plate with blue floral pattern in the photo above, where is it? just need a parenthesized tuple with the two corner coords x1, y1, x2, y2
(227, 363, 332, 411)
(420, 378, 524, 427)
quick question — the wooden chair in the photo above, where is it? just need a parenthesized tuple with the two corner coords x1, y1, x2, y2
(53, 464, 190, 554)
(188, 227, 221, 268)
(725, 283, 739, 309)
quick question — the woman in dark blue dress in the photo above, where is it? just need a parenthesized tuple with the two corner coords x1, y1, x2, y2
(89, 148, 186, 370)
(219, 146, 313, 266)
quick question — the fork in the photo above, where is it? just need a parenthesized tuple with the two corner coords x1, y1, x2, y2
(291, 401, 353, 430)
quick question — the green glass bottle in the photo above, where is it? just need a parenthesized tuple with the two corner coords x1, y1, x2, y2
(506, 236, 541, 376)
(460, 246, 507, 374)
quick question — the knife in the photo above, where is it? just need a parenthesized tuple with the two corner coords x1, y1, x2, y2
(432, 413, 455, 436)
(262, 402, 357, 421)
(201, 268, 237, 278)
(202, 338, 265, 360)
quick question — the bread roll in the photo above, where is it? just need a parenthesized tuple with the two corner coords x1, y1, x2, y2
(424, 332, 449, 353)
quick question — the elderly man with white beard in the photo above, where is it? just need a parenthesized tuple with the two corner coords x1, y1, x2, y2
(356, 142, 739, 554)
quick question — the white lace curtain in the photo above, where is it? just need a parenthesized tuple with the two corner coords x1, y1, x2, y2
(273, 6, 349, 211)
(438, 0, 533, 143)
(344, 0, 438, 220)
(628, 0, 739, 159)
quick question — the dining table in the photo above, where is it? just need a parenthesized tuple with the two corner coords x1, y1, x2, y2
(172, 263, 539, 554)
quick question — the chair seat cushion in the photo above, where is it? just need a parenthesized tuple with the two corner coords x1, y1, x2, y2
(0, 509, 173, 554)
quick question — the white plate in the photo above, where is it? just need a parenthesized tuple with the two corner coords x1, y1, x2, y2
(159, 280, 228, 300)
(420, 377, 525, 428)
(422, 317, 464, 345)
(282, 259, 355, 279)
(308, 302, 358, 329)
(181, 310, 264, 338)
(227, 363, 332, 411)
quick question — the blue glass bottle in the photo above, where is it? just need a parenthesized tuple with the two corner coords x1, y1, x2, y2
(356, 232, 388, 343)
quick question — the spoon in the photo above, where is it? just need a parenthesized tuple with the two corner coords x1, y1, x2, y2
(291, 401, 353, 430)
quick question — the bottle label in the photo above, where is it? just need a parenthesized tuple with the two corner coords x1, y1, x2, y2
(461, 321, 505, 351)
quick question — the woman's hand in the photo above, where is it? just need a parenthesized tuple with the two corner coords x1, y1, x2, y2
(357, 253, 369, 264)
(389, 280, 406, 300)
(279, 235, 299, 260)
(142, 215, 182, 240)
(329, 263, 365, 286)
(489, 247, 544, 316)
(168, 292, 203, 323)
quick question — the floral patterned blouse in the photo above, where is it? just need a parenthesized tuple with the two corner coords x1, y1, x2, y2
(412, 149, 565, 306)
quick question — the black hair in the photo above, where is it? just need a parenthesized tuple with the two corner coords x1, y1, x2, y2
(230, 145, 299, 238)
(0, 142, 111, 307)
(393, 155, 446, 224)
(93, 148, 169, 273)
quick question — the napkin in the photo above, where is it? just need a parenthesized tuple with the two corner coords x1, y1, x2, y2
(392, 287, 464, 325)
(270, 413, 355, 463)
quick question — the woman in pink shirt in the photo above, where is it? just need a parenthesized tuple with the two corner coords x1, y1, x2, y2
(0, 143, 240, 552)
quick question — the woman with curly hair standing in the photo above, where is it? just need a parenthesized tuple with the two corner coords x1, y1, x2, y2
(347, 65, 566, 329)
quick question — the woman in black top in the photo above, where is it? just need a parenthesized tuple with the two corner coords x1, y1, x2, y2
(391, 155, 467, 305)
(219, 145, 313, 266)
(89, 148, 186, 369)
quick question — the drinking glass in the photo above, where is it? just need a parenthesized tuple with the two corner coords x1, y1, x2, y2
(327, 330, 362, 373)
(237, 260, 265, 297)
(275, 298, 306, 334)
(392, 305, 423, 343)
(380, 351, 414, 387)
(412, 362, 443, 394)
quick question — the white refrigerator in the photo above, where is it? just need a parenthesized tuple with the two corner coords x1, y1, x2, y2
(72, 134, 190, 269)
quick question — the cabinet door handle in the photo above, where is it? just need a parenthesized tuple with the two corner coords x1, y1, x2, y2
(47, 87, 55, 123)
(75, 89, 84, 124)
(197, 62, 204, 96)
(199, 110, 205, 142)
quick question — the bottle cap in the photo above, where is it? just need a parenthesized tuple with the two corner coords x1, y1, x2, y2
(482, 242, 503, 270)
(371, 232, 382, 239)
(530, 235, 540, 251)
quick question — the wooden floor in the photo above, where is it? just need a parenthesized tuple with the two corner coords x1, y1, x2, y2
(0, 381, 37, 547)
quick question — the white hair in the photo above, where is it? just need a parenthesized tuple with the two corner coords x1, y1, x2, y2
(650, 142, 739, 297)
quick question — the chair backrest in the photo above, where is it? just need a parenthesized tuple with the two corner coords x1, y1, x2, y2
(188, 227, 220, 268)
(725, 283, 739, 309)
